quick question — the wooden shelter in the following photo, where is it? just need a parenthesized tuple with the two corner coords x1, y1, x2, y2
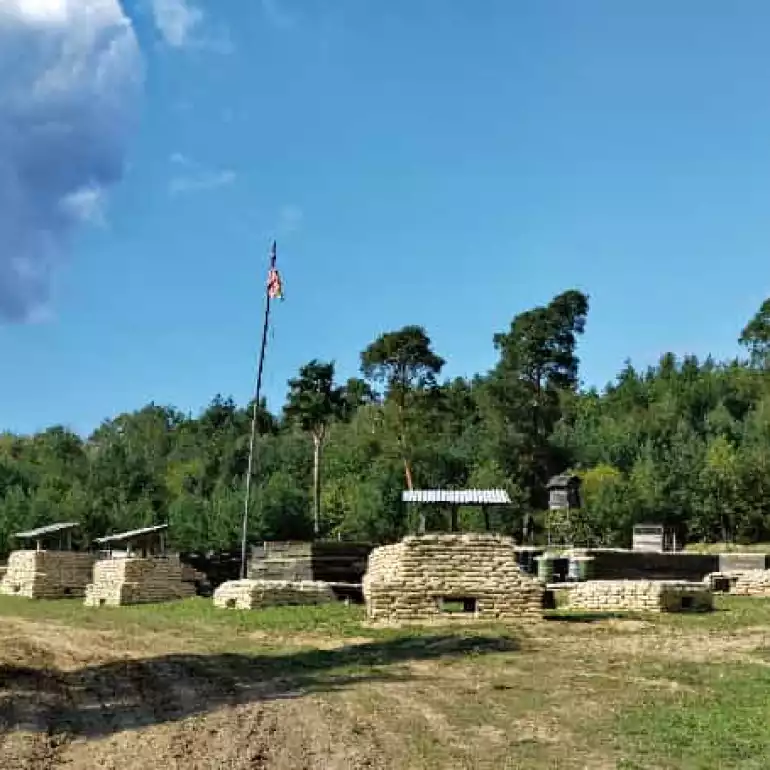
(1, 523, 95, 599)
(93, 524, 169, 558)
(85, 524, 193, 607)
(14, 522, 80, 552)
(402, 489, 512, 534)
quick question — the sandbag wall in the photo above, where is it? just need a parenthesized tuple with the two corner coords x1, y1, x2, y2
(567, 580, 713, 613)
(0, 550, 96, 599)
(363, 533, 544, 623)
(84, 556, 195, 606)
(213, 579, 336, 610)
(707, 569, 770, 596)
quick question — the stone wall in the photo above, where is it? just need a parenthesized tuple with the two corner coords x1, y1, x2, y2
(0, 550, 96, 599)
(84, 556, 195, 607)
(363, 534, 544, 623)
(706, 570, 770, 596)
(213, 579, 336, 610)
(567, 580, 713, 613)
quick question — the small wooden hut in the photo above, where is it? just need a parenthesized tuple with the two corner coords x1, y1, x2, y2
(546, 474, 582, 511)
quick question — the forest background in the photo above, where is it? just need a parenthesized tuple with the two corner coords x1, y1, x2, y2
(4, 290, 770, 555)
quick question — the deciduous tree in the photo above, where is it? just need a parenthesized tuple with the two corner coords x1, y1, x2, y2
(284, 360, 344, 536)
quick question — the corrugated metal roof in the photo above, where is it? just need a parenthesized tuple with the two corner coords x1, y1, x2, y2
(14, 522, 80, 539)
(94, 523, 169, 545)
(402, 489, 511, 505)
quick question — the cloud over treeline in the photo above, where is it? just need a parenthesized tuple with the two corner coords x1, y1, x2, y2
(0, 0, 142, 322)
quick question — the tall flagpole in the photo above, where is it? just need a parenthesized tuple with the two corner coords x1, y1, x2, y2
(240, 241, 278, 579)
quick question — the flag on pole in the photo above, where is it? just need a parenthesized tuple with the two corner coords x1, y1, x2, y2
(267, 241, 284, 300)
(267, 268, 283, 300)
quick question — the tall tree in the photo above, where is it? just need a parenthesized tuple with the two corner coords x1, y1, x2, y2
(739, 298, 770, 368)
(485, 289, 589, 506)
(284, 360, 344, 536)
(360, 326, 445, 490)
(339, 377, 377, 420)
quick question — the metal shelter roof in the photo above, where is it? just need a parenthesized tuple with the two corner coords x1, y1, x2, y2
(402, 489, 512, 505)
(14, 522, 80, 540)
(94, 523, 168, 545)
(546, 474, 581, 489)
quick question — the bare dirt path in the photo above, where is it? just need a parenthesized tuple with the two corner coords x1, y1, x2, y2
(2, 607, 770, 769)
(0, 617, 406, 769)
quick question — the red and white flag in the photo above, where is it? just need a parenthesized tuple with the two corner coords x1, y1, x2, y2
(266, 241, 283, 300)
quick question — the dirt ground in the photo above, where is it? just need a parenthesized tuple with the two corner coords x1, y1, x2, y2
(1, 602, 769, 770)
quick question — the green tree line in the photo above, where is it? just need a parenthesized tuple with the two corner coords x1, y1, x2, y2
(3, 290, 770, 555)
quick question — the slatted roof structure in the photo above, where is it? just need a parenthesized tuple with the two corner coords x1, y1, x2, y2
(402, 489, 511, 505)
(94, 524, 169, 558)
(14, 522, 80, 551)
(402, 489, 513, 534)
(15, 522, 80, 540)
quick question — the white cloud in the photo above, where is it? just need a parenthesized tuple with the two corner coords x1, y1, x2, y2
(149, 0, 233, 52)
(168, 153, 236, 195)
(0, 0, 142, 322)
(60, 184, 107, 226)
(150, 0, 202, 47)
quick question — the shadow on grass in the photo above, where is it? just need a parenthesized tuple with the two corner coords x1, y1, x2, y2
(0, 633, 517, 740)
(542, 611, 643, 623)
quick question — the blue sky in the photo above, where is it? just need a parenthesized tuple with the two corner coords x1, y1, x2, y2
(2, 0, 770, 436)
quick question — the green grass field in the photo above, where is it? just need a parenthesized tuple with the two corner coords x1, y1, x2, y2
(684, 541, 770, 553)
(1, 594, 770, 768)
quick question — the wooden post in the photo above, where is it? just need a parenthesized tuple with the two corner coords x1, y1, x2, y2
(482, 505, 490, 532)
(450, 505, 458, 533)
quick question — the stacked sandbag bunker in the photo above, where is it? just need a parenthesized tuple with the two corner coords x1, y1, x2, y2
(0, 523, 95, 599)
(85, 524, 195, 607)
(213, 579, 336, 610)
(363, 533, 544, 623)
